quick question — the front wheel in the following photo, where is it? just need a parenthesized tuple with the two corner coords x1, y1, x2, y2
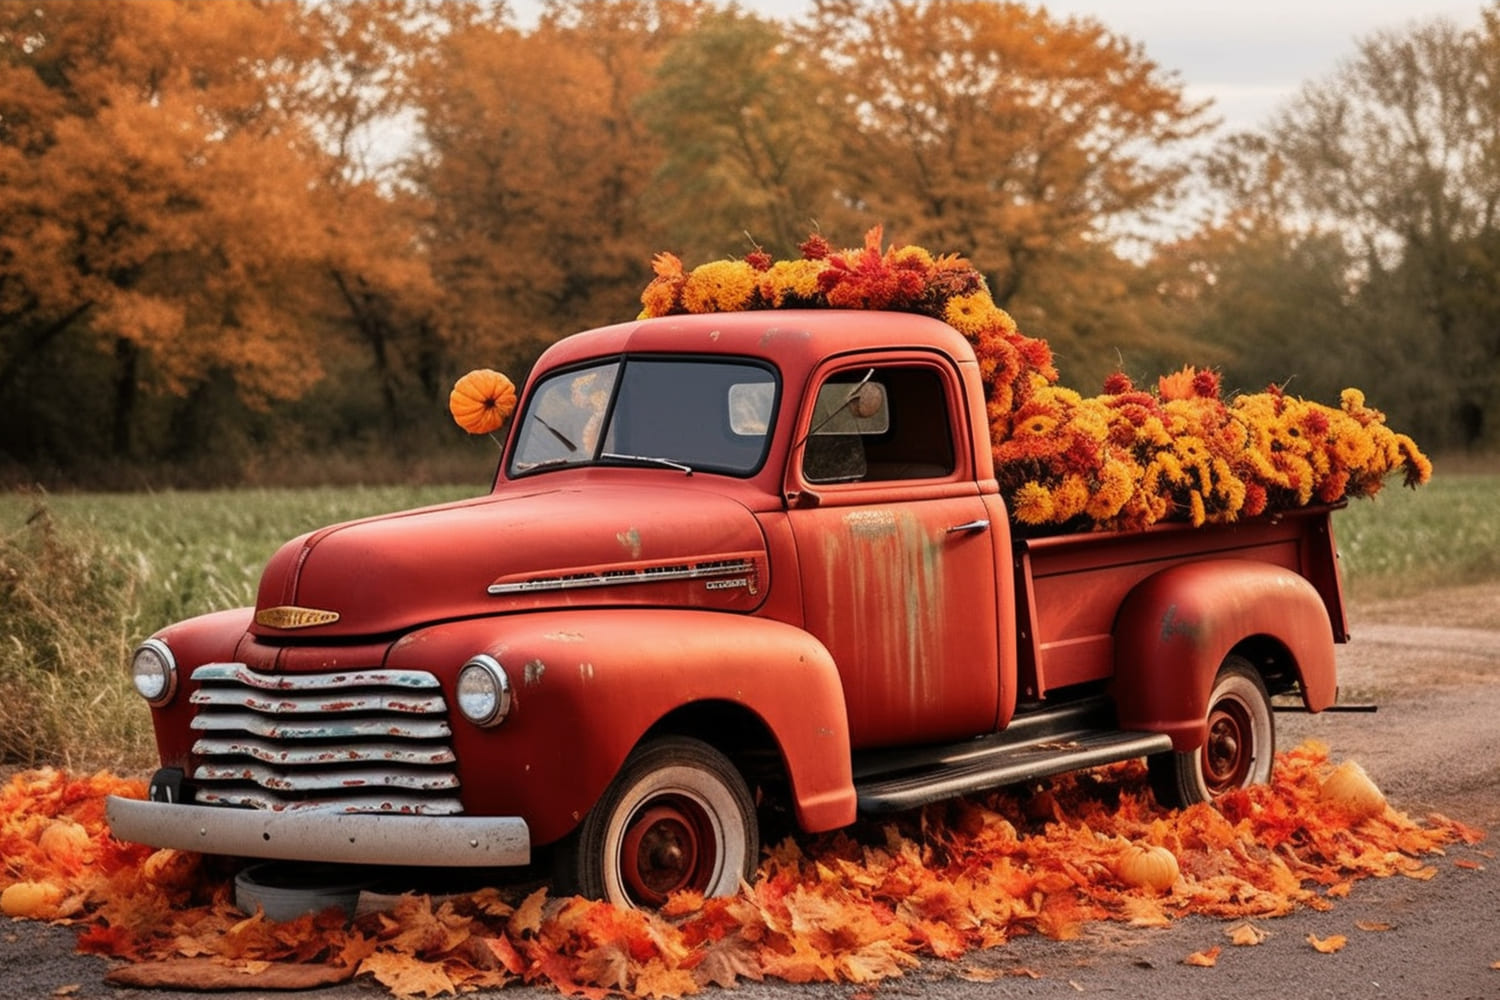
(1148, 656, 1274, 809)
(556, 736, 758, 908)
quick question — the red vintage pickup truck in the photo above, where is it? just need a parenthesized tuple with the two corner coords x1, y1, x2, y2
(108, 309, 1347, 908)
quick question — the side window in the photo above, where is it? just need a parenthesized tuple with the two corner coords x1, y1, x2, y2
(801, 366, 957, 484)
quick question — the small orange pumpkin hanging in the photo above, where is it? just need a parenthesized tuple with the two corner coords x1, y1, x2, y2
(449, 369, 517, 436)
(1116, 842, 1180, 893)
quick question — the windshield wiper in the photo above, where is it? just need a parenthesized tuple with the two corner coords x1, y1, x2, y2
(601, 452, 693, 475)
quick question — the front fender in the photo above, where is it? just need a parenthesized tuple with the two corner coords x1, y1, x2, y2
(1112, 559, 1337, 751)
(386, 609, 856, 846)
(143, 607, 256, 767)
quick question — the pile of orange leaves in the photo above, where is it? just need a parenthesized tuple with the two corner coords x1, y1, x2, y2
(1, 743, 1483, 998)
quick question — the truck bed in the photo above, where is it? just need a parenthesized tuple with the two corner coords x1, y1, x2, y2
(1012, 505, 1347, 699)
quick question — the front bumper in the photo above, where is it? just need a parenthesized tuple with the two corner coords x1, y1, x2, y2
(106, 796, 531, 868)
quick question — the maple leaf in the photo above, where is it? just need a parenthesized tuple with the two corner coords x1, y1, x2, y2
(632, 957, 699, 999)
(839, 940, 918, 983)
(692, 933, 764, 989)
(526, 949, 611, 1000)
(574, 940, 631, 992)
(957, 966, 1002, 983)
(1306, 933, 1348, 954)
(478, 935, 526, 976)
(359, 950, 457, 998)
(757, 934, 840, 983)
(1227, 922, 1268, 946)
(1183, 945, 1221, 967)
(509, 887, 548, 939)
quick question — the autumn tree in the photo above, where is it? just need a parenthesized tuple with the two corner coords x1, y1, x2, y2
(295, 1, 449, 434)
(637, 8, 841, 260)
(0, 1, 350, 463)
(1151, 132, 1370, 402)
(1235, 6, 1500, 448)
(796, 0, 1211, 387)
(410, 0, 699, 373)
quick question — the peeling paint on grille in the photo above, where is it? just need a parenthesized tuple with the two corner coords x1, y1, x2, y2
(187, 663, 460, 816)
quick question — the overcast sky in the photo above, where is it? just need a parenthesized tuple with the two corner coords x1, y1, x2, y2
(709, 0, 1486, 134)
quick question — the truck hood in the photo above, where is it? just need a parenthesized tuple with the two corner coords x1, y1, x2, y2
(250, 486, 769, 640)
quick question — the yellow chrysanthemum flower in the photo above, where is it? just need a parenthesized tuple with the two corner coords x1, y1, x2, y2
(681, 260, 758, 314)
(760, 259, 824, 307)
(887, 244, 935, 272)
(1086, 458, 1137, 521)
(1052, 475, 1091, 522)
(1187, 490, 1207, 527)
(943, 291, 1003, 338)
(1011, 481, 1055, 525)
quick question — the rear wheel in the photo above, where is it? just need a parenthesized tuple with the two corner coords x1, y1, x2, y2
(1149, 656, 1274, 808)
(557, 736, 758, 908)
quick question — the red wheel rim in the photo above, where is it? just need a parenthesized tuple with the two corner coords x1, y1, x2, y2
(620, 797, 715, 906)
(1202, 697, 1254, 794)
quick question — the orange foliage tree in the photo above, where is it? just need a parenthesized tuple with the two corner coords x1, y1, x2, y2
(410, 0, 700, 372)
(637, 6, 843, 261)
(0, 1, 335, 456)
(0, 0, 451, 467)
(798, 0, 1213, 386)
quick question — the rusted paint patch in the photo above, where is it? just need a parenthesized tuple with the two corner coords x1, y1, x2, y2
(524, 659, 547, 686)
(759, 327, 812, 347)
(1160, 605, 1203, 643)
(617, 527, 643, 558)
(843, 509, 897, 538)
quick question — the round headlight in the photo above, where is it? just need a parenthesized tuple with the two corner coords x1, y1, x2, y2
(457, 654, 512, 726)
(131, 638, 177, 706)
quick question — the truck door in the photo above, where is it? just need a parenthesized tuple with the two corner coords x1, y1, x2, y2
(786, 357, 1000, 749)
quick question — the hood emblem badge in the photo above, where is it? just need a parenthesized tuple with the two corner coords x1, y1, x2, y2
(255, 606, 341, 629)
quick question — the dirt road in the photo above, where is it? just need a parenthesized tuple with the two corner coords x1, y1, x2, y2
(3, 584, 1497, 999)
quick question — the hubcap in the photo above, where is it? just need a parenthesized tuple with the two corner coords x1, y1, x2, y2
(620, 798, 713, 906)
(1202, 697, 1253, 793)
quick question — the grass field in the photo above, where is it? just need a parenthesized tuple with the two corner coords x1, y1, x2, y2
(2, 469, 1495, 770)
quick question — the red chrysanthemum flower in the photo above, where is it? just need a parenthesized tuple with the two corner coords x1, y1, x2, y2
(798, 233, 832, 260)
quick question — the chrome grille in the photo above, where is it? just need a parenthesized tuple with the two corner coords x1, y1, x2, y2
(187, 663, 462, 815)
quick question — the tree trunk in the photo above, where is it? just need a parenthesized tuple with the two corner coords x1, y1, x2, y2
(111, 337, 139, 458)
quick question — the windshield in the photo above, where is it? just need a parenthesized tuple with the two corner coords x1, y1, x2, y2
(508, 357, 778, 477)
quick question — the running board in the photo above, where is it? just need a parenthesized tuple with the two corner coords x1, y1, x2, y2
(852, 699, 1173, 814)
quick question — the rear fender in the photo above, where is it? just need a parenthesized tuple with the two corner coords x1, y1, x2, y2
(1112, 559, 1337, 751)
(386, 609, 856, 845)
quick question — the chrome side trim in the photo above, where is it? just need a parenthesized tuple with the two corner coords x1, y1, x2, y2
(490, 557, 756, 595)
(106, 796, 528, 867)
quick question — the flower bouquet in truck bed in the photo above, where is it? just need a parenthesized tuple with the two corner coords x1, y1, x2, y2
(634, 227, 1430, 532)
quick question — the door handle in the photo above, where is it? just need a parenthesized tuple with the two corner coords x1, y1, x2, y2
(946, 519, 990, 534)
